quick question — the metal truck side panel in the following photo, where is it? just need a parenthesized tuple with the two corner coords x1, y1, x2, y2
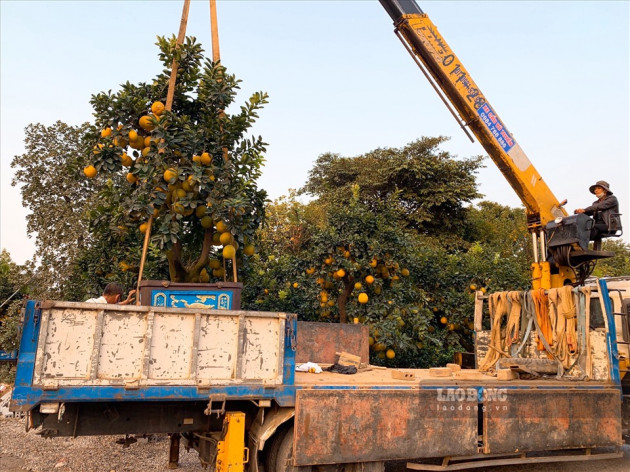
(293, 389, 477, 465)
(31, 302, 285, 387)
(296, 321, 369, 365)
(11, 302, 297, 411)
(483, 389, 622, 453)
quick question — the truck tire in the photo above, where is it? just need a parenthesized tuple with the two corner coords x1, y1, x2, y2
(265, 424, 293, 472)
(270, 425, 312, 472)
(274, 425, 295, 472)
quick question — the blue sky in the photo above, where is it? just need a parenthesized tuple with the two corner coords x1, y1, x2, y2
(1, 0, 629, 264)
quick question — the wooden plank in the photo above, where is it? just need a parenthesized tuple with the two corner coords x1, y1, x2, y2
(474, 291, 484, 331)
(391, 370, 416, 381)
(429, 367, 452, 377)
(336, 351, 361, 367)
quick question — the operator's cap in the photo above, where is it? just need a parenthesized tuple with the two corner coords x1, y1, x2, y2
(589, 180, 612, 195)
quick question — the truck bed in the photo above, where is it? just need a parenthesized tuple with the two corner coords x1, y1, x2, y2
(292, 368, 622, 465)
(295, 368, 608, 387)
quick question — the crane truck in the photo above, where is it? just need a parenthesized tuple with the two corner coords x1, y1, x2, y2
(8, 0, 629, 470)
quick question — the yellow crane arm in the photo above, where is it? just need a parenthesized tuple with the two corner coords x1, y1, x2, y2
(380, 0, 567, 230)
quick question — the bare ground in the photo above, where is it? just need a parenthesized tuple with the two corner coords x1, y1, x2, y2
(1, 416, 628, 472)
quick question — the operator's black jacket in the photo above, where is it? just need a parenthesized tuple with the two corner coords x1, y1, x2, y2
(583, 194, 621, 232)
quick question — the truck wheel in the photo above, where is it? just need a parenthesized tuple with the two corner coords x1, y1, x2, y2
(265, 424, 291, 472)
(271, 425, 308, 472)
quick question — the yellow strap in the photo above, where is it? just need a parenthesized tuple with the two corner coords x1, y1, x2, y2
(480, 292, 509, 372)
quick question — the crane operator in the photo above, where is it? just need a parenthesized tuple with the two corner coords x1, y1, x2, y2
(575, 180, 622, 242)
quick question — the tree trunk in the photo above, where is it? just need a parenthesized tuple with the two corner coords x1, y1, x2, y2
(167, 230, 213, 282)
(337, 275, 355, 324)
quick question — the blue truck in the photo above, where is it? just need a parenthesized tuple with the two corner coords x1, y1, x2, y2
(8, 277, 630, 471)
(6, 1, 629, 469)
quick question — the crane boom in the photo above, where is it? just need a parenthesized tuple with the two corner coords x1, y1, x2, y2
(380, 0, 567, 230)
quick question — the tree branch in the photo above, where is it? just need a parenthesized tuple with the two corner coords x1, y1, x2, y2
(189, 229, 213, 274)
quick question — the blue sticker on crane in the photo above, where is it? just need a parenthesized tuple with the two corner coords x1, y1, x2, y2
(477, 102, 515, 152)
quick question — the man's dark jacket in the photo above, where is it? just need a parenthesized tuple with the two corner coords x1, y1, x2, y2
(583, 194, 621, 233)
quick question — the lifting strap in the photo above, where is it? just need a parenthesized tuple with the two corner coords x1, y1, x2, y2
(506, 291, 523, 349)
(579, 286, 592, 378)
(480, 291, 509, 372)
(559, 285, 578, 355)
(524, 291, 564, 377)
(531, 289, 553, 354)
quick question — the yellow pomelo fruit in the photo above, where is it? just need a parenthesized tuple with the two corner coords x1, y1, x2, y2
(151, 101, 165, 116)
(83, 165, 97, 178)
(201, 152, 211, 165)
(222, 245, 236, 259)
(121, 153, 133, 167)
(215, 221, 228, 233)
(243, 244, 255, 256)
(195, 206, 207, 218)
(219, 232, 233, 246)
(139, 222, 149, 233)
(129, 135, 144, 150)
(164, 168, 177, 183)
(200, 216, 213, 228)
(139, 115, 155, 131)
(101, 127, 112, 138)
(365, 275, 375, 284)
(386, 349, 395, 359)
(358, 293, 369, 304)
(126, 173, 137, 184)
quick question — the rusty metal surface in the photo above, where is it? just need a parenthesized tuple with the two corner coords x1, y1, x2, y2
(296, 322, 369, 364)
(483, 389, 622, 453)
(294, 389, 477, 465)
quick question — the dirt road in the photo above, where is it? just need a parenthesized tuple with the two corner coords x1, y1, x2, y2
(1, 417, 628, 472)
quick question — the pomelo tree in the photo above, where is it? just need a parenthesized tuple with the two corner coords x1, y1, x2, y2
(86, 36, 268, 282)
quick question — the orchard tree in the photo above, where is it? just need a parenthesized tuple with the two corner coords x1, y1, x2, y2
(594, 239, 630, 277)
(302, 137, 484, 243)
(11, 121, 165, 300)
(86, 36, 267, 283)
(246, 190, 441, 364)
(0, 250, 32, 381)
(11, 121, 102, 297)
